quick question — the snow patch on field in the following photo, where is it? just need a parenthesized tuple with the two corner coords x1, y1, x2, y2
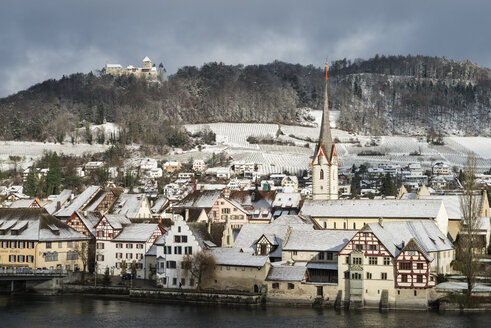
(0, 141, 109, 160)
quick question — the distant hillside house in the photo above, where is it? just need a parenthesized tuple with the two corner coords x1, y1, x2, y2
(105, 56, 157, 79)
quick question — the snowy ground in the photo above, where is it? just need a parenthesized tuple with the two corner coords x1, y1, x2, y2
(0, 141, 109, 171)
(183, 110, 491, 174)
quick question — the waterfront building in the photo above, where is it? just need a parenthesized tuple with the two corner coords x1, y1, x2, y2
(337, 220, 454, 308)
(0, 208, 89, 271)
(155, 217, 218, 288)
(94, 213, 163, 278)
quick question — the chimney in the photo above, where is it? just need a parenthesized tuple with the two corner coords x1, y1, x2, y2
(185, 209, 189, 221)
(378, 217, 384, 227)
(70, 193, 74, 204)
(401, 241, 405, 249)
(56, 201, 61, 211)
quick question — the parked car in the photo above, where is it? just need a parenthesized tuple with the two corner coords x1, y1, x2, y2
(122, 273, 134, 280)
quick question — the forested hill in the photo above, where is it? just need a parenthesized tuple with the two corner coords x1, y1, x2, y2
(0, 55, 490, 146)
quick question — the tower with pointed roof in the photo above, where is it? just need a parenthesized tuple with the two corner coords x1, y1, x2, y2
(311, 60, 338, 200)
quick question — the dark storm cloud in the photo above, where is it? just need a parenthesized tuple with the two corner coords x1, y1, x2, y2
(1, 0, 490, 97)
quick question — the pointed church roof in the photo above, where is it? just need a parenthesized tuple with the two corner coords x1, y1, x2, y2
(317, 60, 334, 160)
(143, 56, 151, 62)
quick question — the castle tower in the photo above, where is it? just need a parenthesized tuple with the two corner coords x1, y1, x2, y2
(142, 56, 152, 69)
(311, 59, 338, 200)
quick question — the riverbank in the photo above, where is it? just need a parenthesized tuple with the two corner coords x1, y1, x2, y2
(22, 283, 491, 311)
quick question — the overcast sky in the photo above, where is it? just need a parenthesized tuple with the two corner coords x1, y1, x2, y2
(1, 0, 490, 97)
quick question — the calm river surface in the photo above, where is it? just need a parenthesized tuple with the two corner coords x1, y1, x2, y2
(1, 294, 490, 328)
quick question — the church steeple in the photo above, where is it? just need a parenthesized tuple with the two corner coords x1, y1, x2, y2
(319, 59, 334, 160)
(311, 58, 338, 201)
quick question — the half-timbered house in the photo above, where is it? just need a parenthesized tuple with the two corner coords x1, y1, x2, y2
(337, 220, 453, 309)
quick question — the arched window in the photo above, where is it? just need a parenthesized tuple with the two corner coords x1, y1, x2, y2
(320, 169, 324, 180)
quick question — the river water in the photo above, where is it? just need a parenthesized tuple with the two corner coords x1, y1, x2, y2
(0, 294, 490, 328)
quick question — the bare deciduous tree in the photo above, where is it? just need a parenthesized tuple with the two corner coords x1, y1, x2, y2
(453, 153, 482, 299)
(182, 251, 216, 291)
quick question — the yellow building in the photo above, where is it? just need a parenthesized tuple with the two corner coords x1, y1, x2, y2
(0, 208, 90, 271)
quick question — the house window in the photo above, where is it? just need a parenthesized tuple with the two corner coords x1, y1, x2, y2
(399, 262, 411, 270)
(417, 275, 423, 283)
(190, 279, 195, 286)
(292, 251, 297, 256)
(174, 246, 182, 255)
(239, 215, 244, 220)
(2, 241, 8, 248)
(9, 255, 16, 262)
(182, 236, 188, 243)
(383, 257, 390, 265)
(126, 244, 133, 249)
(10, 241, 16, 248)
(343, 222, 346, 229)
(178, 226, 181, 233)
(97, 243, 104, 249)
(414, 290, 417, 296)
(401, 274, 408, 283)
(222, 208, 230, 214)
(172, 278, 177, 285)
(381, 272, 387, 280)
(175, 236, 181, 243)
(368, 257, 378, 265)
(67, 252, 78, 260)
(185, 247, 193, 255)
(58, 242, 63, 248)
(288, 283, 294, 290)
(353, 223, 356, 229)
(366, 272, 372, 279)
(17, 255, 25, 262)
(27, 256, 34, 263)
(126, 253, 133, 259)
(351, 273, 361, 280)
(116, 243, 123, 248)
(116, 253, 122, 259)
(417, 263, 424, 270)
(344, 271, 349, 279)
(67, 241, 73, 248)
(352, 257, 362, 265)
(18, 241, 25, 249)
(333, 222, 336, 229)
(318, 252, 325, 260)
(166, 261, 177, 269)
(181, 278, 186, 286)
(272, 283, 280, 289)
(320, 169, 324, 180)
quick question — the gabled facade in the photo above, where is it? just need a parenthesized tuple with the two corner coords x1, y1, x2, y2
(111, 193, 152, 219)
(337, 221, 453, 308)
(209, 196, 250, 228)
(94, 214, 162, 278)
(155, 218, 216, 289)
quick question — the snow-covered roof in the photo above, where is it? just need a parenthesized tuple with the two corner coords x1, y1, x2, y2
(301, 199, 443, 219)
(146, 244, 157, 256)
(112, 193, 146, 218)
(112, 223, 159, 242)
(151, 196, 168, 213)
(143, 56, 151, 62)
(234, 223, 313, 257)
(209, 248, 268, 267)
(266, 266, 306, 281)
(54, 186, 101, 217)
(173, 190, 221, 209)
(272, 215, 314, 226)
(44, 189, 72, 214)
(103, 214, 131, 230)
(9, 199, 38, 208)
(272, 192, 301, 208)
(75, 211, 100, 236)
(107, 64, 123, 68)
(283, 230, 356, 252)
(306, 262, 338, 270)
(366, 221, 453, 259)
(0, 208, 89, 242)
(419, 194, 487, 221)
(84, 191, 109, 212)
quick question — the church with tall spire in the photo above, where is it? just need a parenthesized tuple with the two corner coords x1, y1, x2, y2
(311, 60, 339, 200)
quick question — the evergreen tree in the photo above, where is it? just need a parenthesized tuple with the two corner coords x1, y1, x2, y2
(381, 173, 396, 196)
(45, 152, 62, 195)
(24, 167, 38, 197)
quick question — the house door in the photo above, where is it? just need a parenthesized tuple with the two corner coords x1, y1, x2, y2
(254, 285, 259, 293)
(317, 286, 323, 297)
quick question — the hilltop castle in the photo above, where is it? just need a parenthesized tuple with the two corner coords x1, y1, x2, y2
(105, 56, 158, 79)
(311, 60, 339, 200)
